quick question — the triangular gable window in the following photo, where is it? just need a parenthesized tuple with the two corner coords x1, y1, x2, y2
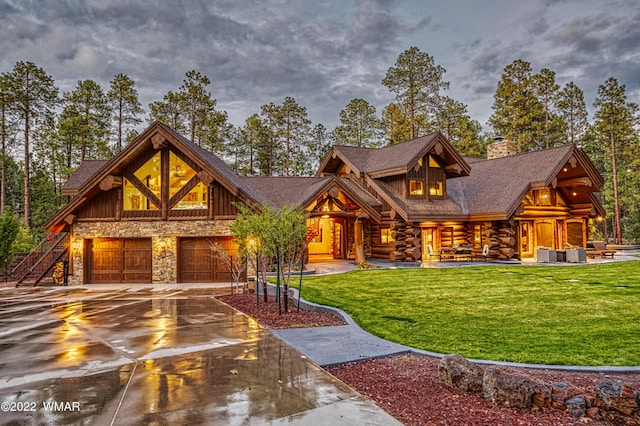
(123, 148, 209, 213)
(124, 152, 161, 210)
(169, 152, 207, 210)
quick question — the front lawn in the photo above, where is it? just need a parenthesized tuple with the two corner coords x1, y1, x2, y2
(299, 261, 640, 366)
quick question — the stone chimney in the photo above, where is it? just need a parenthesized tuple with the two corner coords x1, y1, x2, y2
(487, 136, 518, 159)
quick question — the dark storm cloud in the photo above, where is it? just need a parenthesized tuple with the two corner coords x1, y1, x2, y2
(1, 0, 637, 130)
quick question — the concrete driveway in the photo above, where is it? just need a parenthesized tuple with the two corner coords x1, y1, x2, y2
(0, 285, 400, 425)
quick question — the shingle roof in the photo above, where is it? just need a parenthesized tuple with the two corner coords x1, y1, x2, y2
(240, 176, 332, 208)
(372, 178, 466, 220)
(449, 145, 577, 217)
(242, 175, 383, 213)
(333, 133, 440, 173)
(61, 160, 109, 195)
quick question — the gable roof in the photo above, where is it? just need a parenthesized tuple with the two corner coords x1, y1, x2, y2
(317, 132, 471, 179)
(61, 160, 109, 196)
(359, 144, 604, 222)
(449, 145, 604, 220)
(242, 175, 382, 222)
(45, 122, 257, 230)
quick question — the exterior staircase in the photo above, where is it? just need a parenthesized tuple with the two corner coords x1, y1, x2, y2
(12, 232, 70, 287)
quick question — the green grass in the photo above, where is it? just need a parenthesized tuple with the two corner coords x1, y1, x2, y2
(299, 261, 640, 366)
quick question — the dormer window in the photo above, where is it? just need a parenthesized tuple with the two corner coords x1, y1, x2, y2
(428, 155, 445, 200)
(409, 179, 424, 196)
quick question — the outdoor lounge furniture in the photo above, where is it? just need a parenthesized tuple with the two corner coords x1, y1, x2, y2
(565, 248, 587, 263)
(439, 246, 472, 262)
(472, 244, 490, 262)
(536, 247, 557, 263)
(588, 241, 616, 258)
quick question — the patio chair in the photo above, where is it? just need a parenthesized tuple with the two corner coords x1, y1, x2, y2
(472, 244, 490, 262)
(591, 241, 616, 258)
(426, 244, 440, 261)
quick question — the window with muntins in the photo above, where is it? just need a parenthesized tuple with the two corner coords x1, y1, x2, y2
(123, 149, 209, 212)
(428, 155, 445, 200)
(124, 152, 161, 210)
(409, 179, 424, 196)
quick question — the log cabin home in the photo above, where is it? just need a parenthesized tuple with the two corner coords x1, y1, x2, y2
(29, 122, 604, 286)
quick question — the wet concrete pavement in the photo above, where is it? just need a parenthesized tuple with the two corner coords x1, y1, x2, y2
(0, 286, 401, 425)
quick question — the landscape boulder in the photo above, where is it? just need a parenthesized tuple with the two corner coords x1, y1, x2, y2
(564, 395, 587, 418)
(482, 365, 551, 410)
(550, 381, 581, 410)
(596, 380, 638, 416)
(438, 354, 484, 393)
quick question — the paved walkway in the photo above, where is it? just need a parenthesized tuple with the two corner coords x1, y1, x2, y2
(0, 286, 402, 425)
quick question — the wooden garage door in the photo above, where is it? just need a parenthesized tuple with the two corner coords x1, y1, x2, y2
(178, 237, 236, 283)
(87, 238, 152, 283)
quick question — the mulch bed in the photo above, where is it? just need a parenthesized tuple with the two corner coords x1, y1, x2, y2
(216, 293, 347, 329)
(219, 293, 640, 426)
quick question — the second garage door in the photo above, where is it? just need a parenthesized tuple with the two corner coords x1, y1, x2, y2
(178, 237, 237, 283)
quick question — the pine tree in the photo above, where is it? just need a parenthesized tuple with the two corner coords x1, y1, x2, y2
(488, 59, 544, 152)
(108, 73, 143, 152)
(333, 98, 384, 148)
(0, 73, 17, 214)
(59, 79, 113, 161)
(556, 82, 588, 145)
(590, 78, 639, 244)
(382, 47, 449, 140)
(433, 96, 484, 156)
(260, 98, 312, 176)
(149, 91, 188, 133)
(6, 61, 58, 225)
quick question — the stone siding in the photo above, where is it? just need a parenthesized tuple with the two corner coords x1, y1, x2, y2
(69, 220, 233, 285)
(487, 139, 518, 159)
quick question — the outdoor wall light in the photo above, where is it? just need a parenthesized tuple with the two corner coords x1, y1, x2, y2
(72, 239, 82, 256)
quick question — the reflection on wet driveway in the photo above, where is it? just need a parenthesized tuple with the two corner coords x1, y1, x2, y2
(0, 287, 388, 425)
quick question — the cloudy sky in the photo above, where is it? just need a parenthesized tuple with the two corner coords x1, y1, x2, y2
(1, 0, 639, 132)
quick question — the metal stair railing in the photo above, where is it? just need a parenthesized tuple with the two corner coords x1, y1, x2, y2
(13, 232, 70, 287)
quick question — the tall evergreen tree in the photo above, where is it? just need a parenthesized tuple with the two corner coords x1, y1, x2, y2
(382, 47, 449, 140)
(240, 113, 269, 176)
(108, 73, 143, 152)
(590, 77, 639, 244)
(382, 102, 411, 145)
(6, 61, 58, 225)
(0, 74, 17, 213)
(533, 68, 562, 148)
(149, 90, 188, 133)
(433, 96, 484, 156)
(488, 59, 545, 152)
(309, 123, 332, 172)
(60, 79, 112, 161)
(556, 82, 588, 145)
(149, 70, 229, 153)
(260, 98, 312, 176)
(179, 70, 216, 145)
(333, 98, 384, 148)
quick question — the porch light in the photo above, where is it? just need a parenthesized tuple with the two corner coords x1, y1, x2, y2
(72, 239, 83, 255)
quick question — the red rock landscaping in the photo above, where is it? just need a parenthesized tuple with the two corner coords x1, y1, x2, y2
(219, 293, 640, 425)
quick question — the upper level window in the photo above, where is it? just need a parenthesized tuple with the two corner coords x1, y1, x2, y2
(124, 152, 161, 211)
(536, 188, 555, 206)
(123, 149, 209, 212)
(428, 155, 445, 200)
(169, 152, 207, 210)
(409, 179, 424, 196)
